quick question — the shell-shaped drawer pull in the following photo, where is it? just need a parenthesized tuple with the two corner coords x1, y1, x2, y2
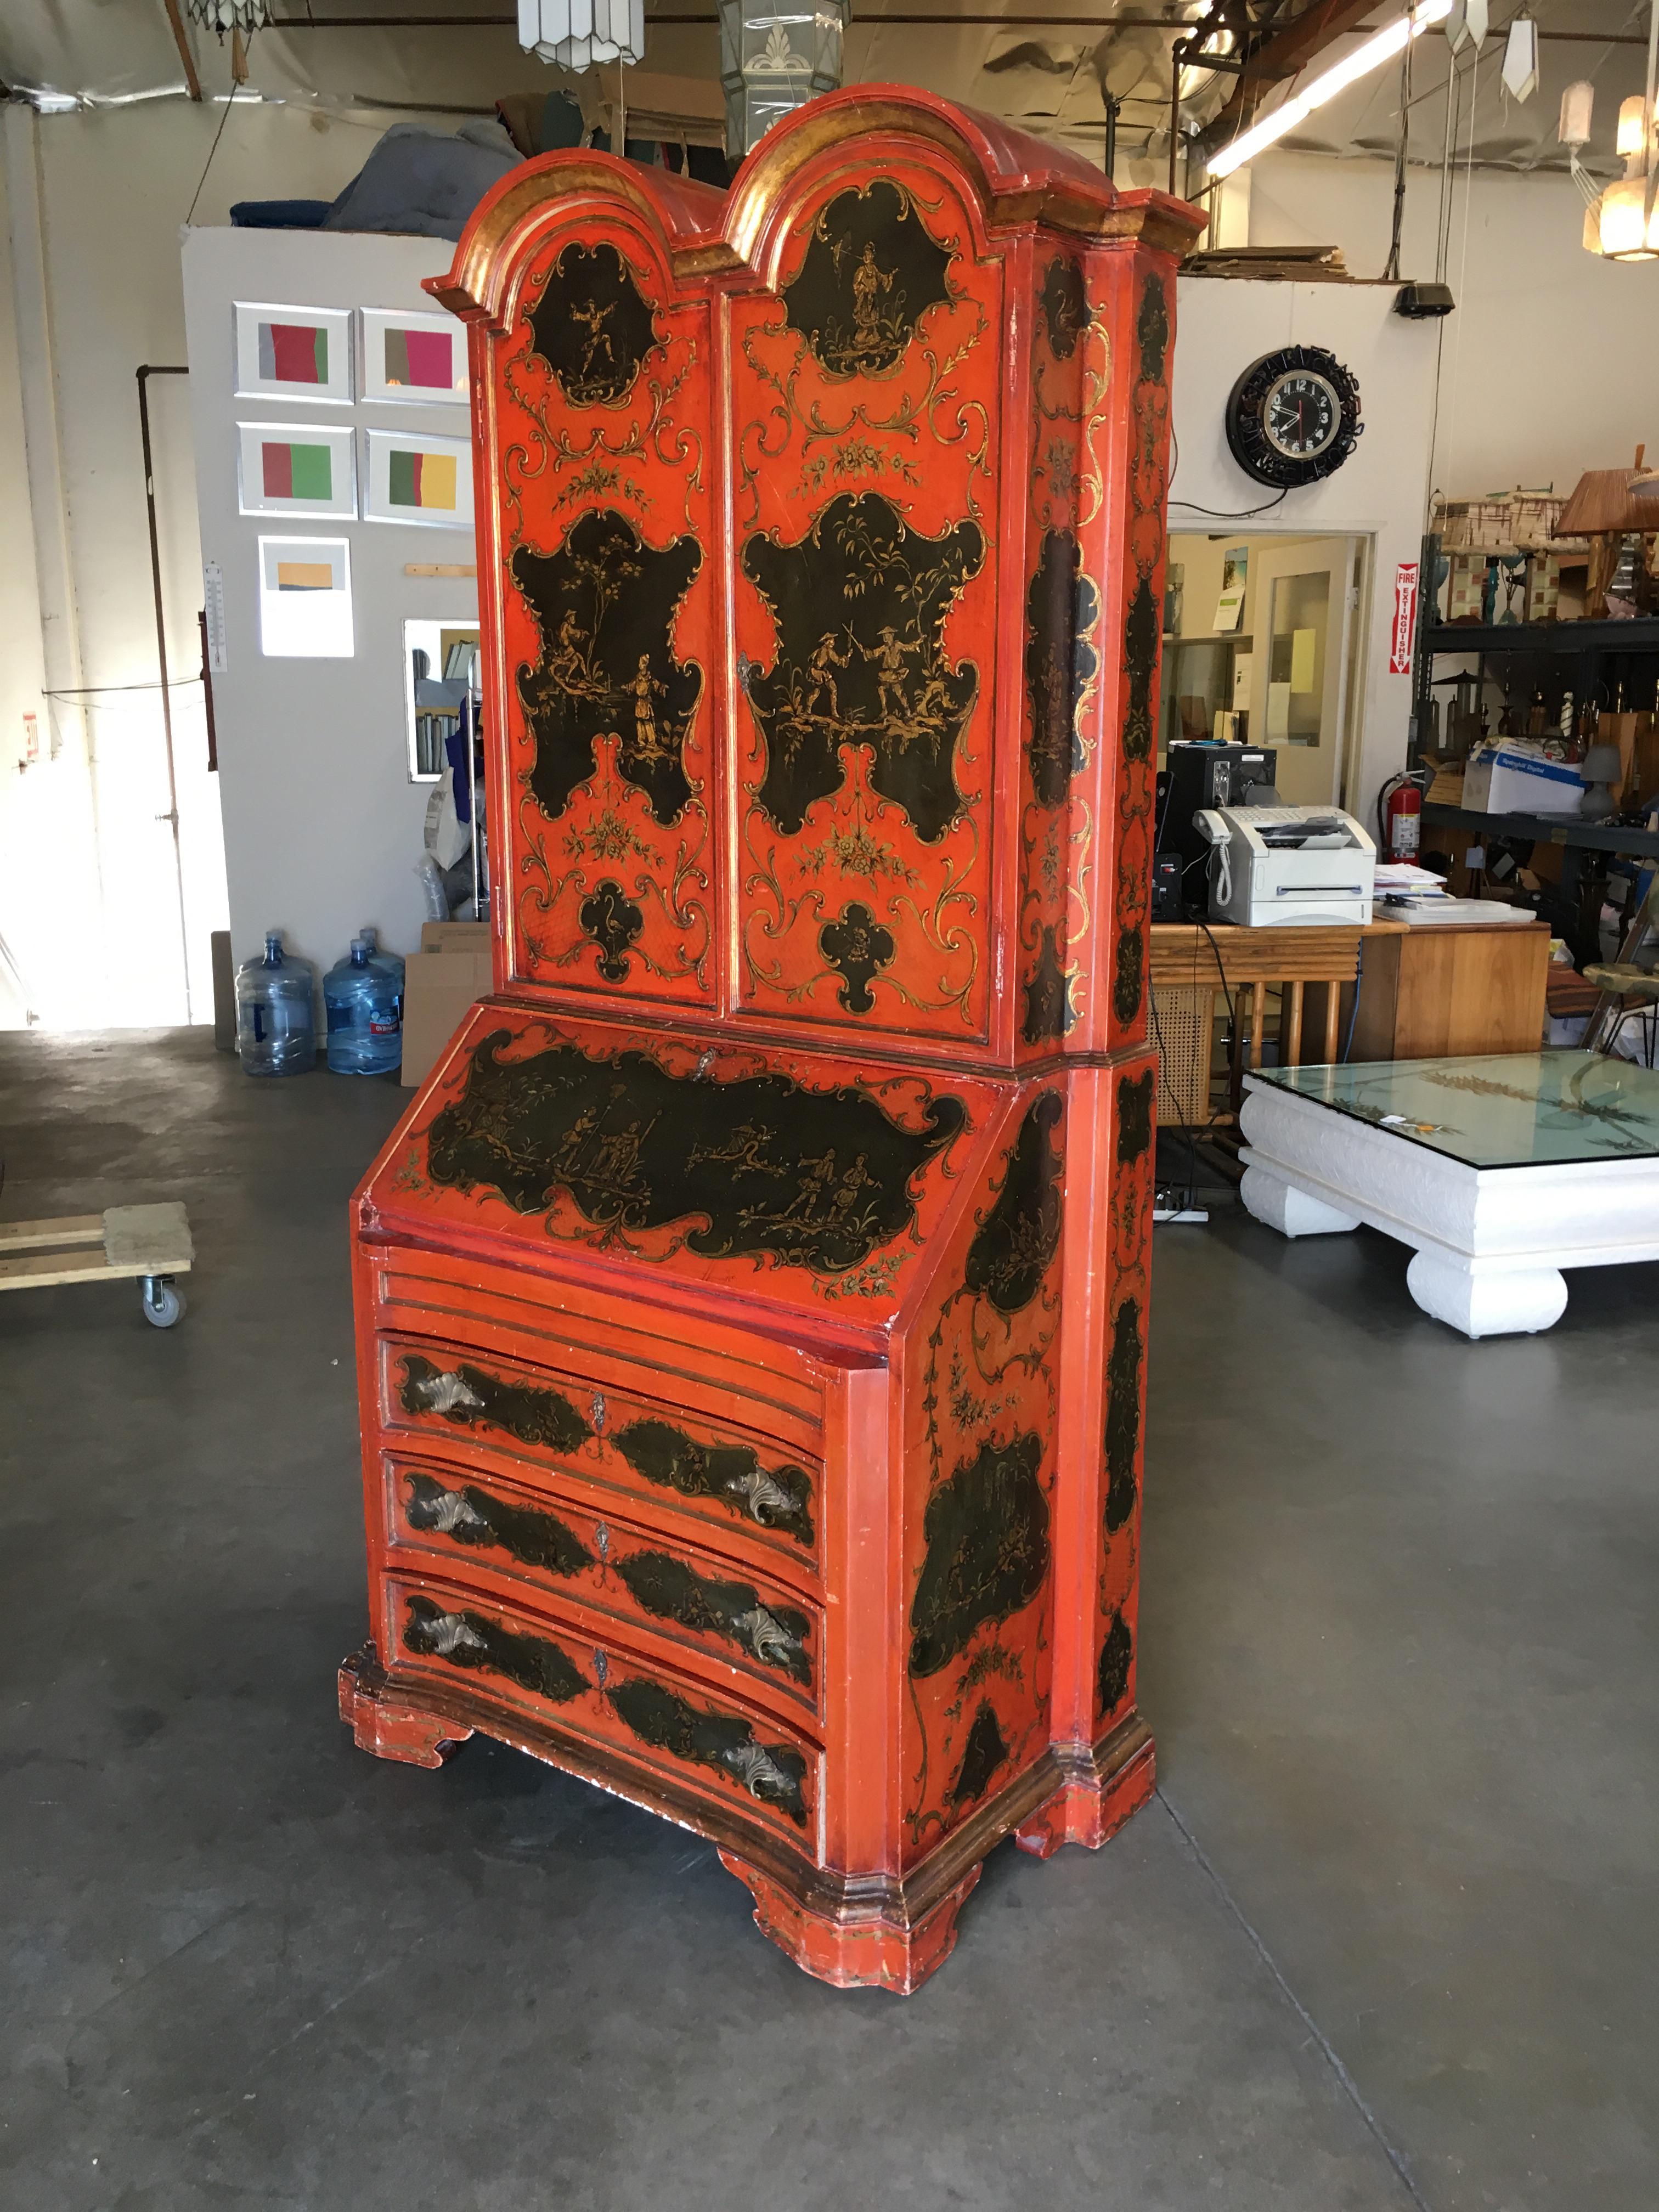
(409, 1607, 487, 1658)
(724, 1466, 798, 1527)
(424, 1489, 490, 1538)
(411, 1368, 484, 1415)
(730, 1605, 803, 1669)
(721, 1740, 799, 1807)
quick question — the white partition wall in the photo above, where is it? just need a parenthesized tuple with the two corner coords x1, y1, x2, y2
(182, 227, 478, 978)
(1169, 276, 1438, 834)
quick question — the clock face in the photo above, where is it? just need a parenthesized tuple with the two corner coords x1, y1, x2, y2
(1263, 371, 1340, 460)
(1224, 346, 1362, 489)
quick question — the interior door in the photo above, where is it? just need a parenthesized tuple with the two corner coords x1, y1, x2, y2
(1246, 537, 1354, 808)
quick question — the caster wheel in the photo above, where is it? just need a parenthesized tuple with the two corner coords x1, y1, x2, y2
(141, 1282, 186, 1328)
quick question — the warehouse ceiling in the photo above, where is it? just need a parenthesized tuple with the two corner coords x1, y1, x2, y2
(0, 0, 1651, 182)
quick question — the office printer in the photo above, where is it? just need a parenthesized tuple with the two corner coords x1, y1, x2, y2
(1194, 804, 1375, 926)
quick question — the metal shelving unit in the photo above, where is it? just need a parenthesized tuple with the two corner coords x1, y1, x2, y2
(1410, 531, 1659, 764)
(1424, 618, 1659, 656)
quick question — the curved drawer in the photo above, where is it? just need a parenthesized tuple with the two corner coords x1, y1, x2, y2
(378, 1336, 821, 1568)
(384, 1453, 822, 1718)
(380, 1571, 819, 1849)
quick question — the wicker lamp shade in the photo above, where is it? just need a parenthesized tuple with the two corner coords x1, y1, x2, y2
(1558, 468, 1659, 537)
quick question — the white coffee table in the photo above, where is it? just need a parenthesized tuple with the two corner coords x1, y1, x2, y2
(1239, 1051, 1659, 1338)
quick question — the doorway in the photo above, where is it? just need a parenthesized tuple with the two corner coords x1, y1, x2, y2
(1158, 532, 1368, 810)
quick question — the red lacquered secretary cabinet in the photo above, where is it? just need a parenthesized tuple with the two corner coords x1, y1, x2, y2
(340, 87, 1203, 1991)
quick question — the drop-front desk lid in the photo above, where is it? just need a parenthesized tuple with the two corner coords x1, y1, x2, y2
(362, 1001, 1006, 1334)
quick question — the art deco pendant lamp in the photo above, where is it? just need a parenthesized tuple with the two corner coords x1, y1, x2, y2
(338, 84, 1203, 1991)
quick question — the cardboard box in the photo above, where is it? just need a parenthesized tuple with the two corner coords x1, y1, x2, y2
(1598, 712, 1657, 806)
(400, 947, 492, 1087)
(419, 919, 492, 955)
(1445, 550, 1488, 623)
(1523, 554, 1560, 625)
(1463, 743, 1585, 816)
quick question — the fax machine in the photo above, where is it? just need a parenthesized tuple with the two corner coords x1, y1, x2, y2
(1194, 804, 1375, 927)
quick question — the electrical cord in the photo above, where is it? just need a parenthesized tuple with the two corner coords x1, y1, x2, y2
(1195, 915, 1236, 1032)
(1193, 915, 1243, 1111)
(44, 679, 203, 699)
(1155, 769, 1173, 856)
(1341, 938, 1365, 1062)
(185, 33, 256, 227)
(1148, 979, 1205, 1214)
(1168, 425, 1291, 522)
(1384, 14, 1412, 284)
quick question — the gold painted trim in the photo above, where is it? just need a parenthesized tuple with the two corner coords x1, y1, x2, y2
(723, 100, 1206, 258)
(428, 159, 742, 324)
(429, 101, 1206, 328)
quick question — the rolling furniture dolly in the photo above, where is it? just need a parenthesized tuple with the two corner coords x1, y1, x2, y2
(0, 1202, 193, 1327)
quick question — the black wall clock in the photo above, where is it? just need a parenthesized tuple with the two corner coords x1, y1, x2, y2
(1224, 346, 1362, 489)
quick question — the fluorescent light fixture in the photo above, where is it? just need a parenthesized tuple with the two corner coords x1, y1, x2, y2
(1207, 0, 1454, 182)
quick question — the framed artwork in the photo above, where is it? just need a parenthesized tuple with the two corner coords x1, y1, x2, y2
(234, 302, 353, 405)
(257, 536, 354, 659)
(360, 308, 467, 404)
(363, 428, 474, 531)
(236, 421, 356, 519)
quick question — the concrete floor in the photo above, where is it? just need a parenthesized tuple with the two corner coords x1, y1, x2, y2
(1, 1030, 1654, 2212)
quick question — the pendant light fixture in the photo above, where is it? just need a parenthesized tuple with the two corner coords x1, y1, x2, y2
(1445, 0, 1486, 55)
(1500, 13, 1538, 103)
(184, 0, 270, 33)
(517, 0, 645, 73)
(718, 0, 852, 155)
(1561, 0, 1659, 263)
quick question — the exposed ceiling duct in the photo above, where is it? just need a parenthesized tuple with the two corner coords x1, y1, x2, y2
(0, 0, 1650, 183)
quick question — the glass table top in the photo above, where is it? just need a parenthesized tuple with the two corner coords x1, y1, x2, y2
(1248, 1051, 1659, 1169)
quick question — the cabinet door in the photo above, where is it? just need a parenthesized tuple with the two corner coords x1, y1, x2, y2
(727, 153, 1007, 1049)
(486, 199, 720, 1010)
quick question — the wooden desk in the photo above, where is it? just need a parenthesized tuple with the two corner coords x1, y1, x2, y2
(1149, 923, 1406, 1124)
(1348, 919, 1550, 1062)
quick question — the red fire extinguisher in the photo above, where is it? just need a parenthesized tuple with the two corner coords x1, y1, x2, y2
(1379, 770, 1425, 862)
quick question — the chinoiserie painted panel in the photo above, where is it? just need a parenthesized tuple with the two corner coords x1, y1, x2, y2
(728, 155, 1002, 1047)
(482, 190, 723, 1008)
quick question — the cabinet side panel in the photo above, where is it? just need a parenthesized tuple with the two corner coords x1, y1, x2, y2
(1029, 1052, 1157, 1757)
(1106, 246, 1186, 1057)
(1096, 1051, 1156, 1736)
(1044, 240, 1177, 1053)
(897, 1083, 1064, 1869)
(1014, 243, 1107, 1063)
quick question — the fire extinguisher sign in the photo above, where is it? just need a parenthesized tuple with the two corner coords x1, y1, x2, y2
(1390, 561, 1420, 675)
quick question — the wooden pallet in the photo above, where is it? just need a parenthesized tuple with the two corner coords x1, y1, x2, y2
(0, 1204, 193, 1295)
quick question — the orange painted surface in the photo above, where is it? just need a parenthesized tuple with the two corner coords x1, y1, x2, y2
(342, 87, 1202, 1991)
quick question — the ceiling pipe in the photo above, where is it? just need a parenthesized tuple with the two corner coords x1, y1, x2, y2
(266, 8, 1203, 22)
(137, 365, 196, 1026)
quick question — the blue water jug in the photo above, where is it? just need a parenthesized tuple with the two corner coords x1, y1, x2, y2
(235, 930, 317, 1076)
(324, 927, 403, 1076)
